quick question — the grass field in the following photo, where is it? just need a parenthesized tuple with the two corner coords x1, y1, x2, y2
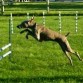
(0, 2, 83, 83)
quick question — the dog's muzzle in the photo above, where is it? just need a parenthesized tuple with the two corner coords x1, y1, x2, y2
(17, 25, 22, 29)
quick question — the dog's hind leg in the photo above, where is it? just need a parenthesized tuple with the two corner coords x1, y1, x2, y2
(65, 51, 73, 66)
(64, 40, 83, 61)
(68, 48, 83, 61)
(70, 50, 83, 61)
(75, 52, 83, 61)
(57, 42, 73, 65)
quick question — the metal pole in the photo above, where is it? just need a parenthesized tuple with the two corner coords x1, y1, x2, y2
(9, 14, 12, 60)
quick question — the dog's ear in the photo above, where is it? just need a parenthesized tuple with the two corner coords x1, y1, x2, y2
(31, 16, 34, 20)
(28, 16, 34, 24)
(28, 16, 35, 26)
(29, 16, 34, 22)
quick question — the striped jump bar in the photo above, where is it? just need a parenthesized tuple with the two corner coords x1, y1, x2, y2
(0, 43, 11, 52)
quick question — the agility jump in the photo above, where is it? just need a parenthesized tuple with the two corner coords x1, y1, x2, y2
(0, 13, 13, 60)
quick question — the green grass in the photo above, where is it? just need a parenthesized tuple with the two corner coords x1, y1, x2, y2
(0, 2, 83, 83)
(0, 15, 83, 82)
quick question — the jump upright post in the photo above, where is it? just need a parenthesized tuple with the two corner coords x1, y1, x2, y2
(0, 13, 12, 60)
(59, 11, 61, 33)
(75, 11, 78, 33)
(43, 11, 45, 26)
(27, 13, 29, 20)
(10, 13, 13, 34)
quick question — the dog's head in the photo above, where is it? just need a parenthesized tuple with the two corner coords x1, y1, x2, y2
(17, 17, 36, 29)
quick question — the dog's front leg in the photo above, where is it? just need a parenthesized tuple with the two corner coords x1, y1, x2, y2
(20, 29, 28, 34)
(26, 32, 29, 39)
(36, 31, 40, 40)
(25, 29, 34, 39)
(37, 33, 40, 40)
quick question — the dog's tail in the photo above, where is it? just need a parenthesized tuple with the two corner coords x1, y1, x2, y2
(65, 32, 70, 37)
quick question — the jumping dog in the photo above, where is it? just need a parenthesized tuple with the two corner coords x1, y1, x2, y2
(17, 17, 83, 65)
(17, 19, 36, 39)
(17, 17, 47, 41)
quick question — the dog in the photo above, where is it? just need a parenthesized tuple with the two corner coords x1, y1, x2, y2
(17, 17, 48, 41)
(17, 19, 36, 39)
(17, 17, 83, 65)
(27, 17, 83, 66)
(35, 24, 83, 65)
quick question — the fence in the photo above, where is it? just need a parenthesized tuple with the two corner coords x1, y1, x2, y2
(0, 0, 11, 15)
(16, 0, 29, 2)
(0, 0, 4, 15)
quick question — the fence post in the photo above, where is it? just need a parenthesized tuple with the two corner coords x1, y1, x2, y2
(46, 0, 49, 13)
(1, 0, 4, 15)
(8, 0, 13, 5)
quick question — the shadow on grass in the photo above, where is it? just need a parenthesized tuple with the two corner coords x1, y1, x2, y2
(0, 76, 83, 83)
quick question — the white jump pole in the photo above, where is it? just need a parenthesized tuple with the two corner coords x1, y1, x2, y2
(27, 13, 29, 20)
(75, 11, 78, 33)
(0, 43, 11, 52)
(0, 43, 11, 60)
(0, 51, 11, 60)
(43, 11, 45, 26)
(2, 51, 11, 58)
(10, 13, 13, 34)
(59, 11, 61, 33)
